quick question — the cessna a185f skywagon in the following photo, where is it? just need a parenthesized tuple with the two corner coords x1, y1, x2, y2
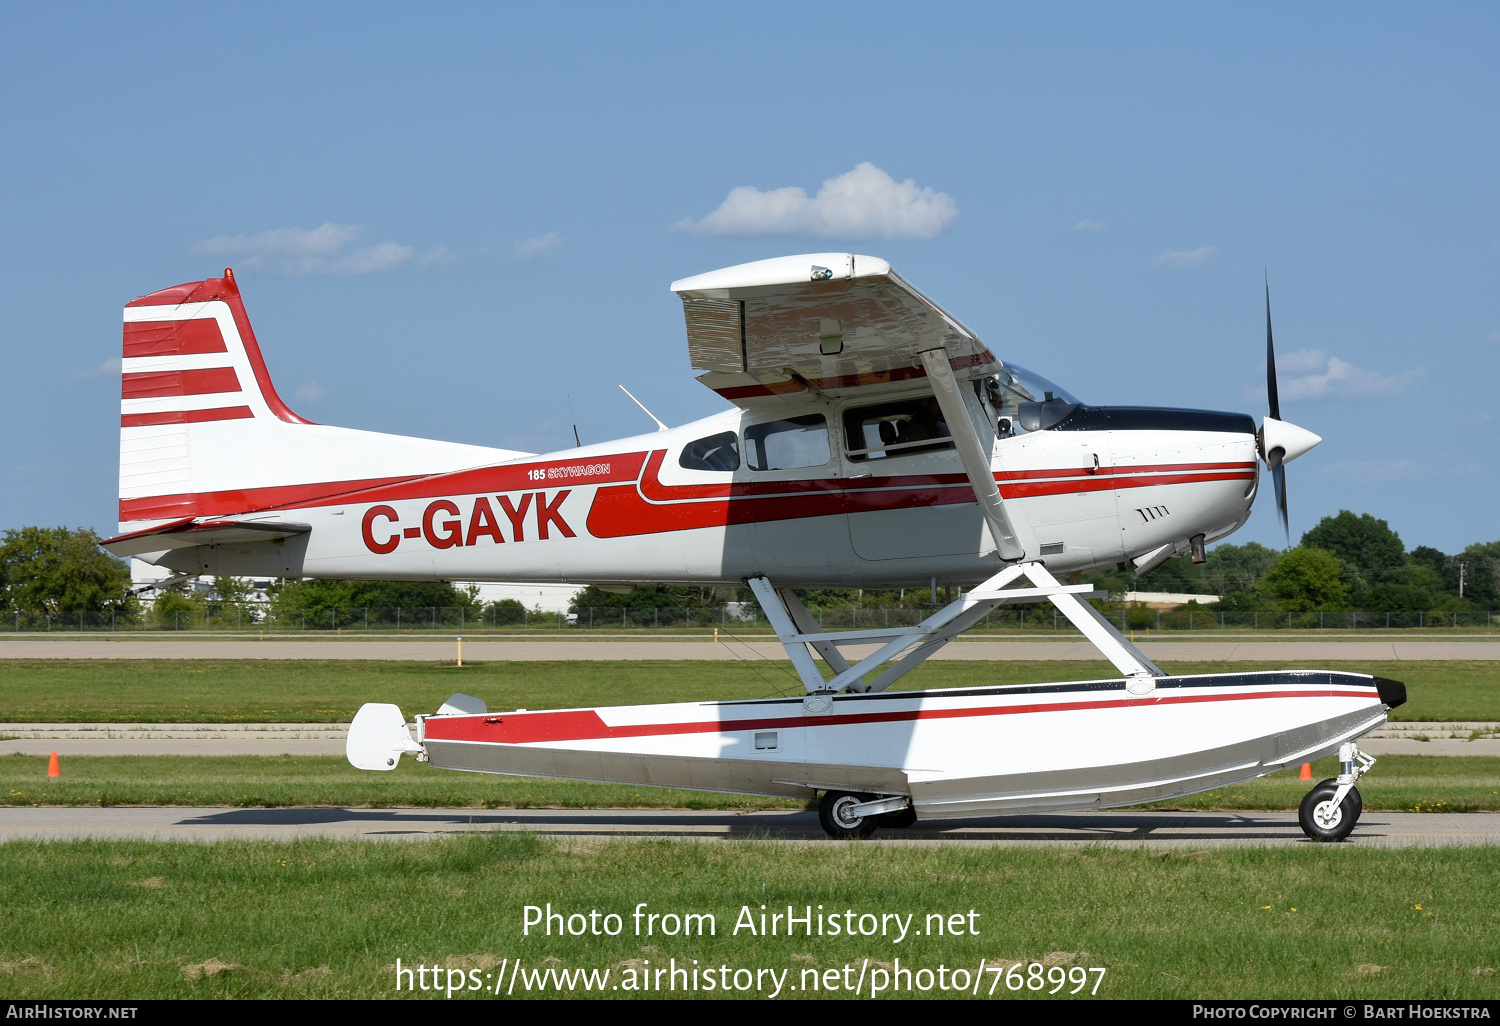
(104, 254, 1403, 840)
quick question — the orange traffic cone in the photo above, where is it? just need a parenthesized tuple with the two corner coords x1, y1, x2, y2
(47, 751, 60, 778)
(1299, 762, 1312, 781)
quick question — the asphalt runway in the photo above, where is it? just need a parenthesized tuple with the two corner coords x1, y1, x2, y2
(2, 636, 1498, 661)
(2, 806, 1497, 847)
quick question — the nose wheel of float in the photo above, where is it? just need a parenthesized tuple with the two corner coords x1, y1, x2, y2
(1297, 743, 1375, 843)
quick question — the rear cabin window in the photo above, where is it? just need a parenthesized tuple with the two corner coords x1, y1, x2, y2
(744, 415, 830, 471)
(842, 397, 955, 461)
(678, 431, 740, 472)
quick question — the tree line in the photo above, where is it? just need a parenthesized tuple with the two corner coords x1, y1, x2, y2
(1118, 510, 1497, 613)
(0, 528, 527, 627)
(1, 511, 1495, 622)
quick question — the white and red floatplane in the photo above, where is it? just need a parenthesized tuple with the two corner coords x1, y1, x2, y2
(102, 253, 1400, 839)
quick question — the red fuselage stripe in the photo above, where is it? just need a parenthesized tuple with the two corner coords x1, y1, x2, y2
(116, 437, 1252, 531)
(117, 453, 650, 522)
(584, 450, 1251, 538)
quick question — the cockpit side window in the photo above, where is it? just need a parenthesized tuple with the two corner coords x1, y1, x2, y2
(744, 415, 830, 471)
(986, 365, 1081, 437)
(842, 396, 955, 461)
(678, 431, 740, 472)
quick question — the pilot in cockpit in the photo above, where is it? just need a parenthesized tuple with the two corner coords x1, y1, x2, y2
(897, 397, 950, 444)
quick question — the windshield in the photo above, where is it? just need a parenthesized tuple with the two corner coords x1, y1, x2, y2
(978, 364, 1082, 436)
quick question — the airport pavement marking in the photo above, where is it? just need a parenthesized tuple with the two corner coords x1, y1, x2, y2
(0, 807, 1496, 847)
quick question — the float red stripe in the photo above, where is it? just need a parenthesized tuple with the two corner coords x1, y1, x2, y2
(122, 367, 241, 399)
(424, 688, 1378, 745)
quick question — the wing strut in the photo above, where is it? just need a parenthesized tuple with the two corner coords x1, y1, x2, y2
(750, 562, 1163, 697)
(916, 346, 1025, 561)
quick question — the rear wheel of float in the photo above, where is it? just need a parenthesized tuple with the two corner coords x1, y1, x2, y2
(819, 790, 879, 839)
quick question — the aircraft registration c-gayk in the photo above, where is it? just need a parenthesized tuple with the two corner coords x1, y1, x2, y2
(103, 254, 1404, 840)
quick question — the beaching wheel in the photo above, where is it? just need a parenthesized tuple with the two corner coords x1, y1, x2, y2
(819, 791, 879, 839)
(1298, 780, 1361, 842)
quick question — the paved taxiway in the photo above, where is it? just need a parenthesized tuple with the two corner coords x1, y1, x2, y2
(2, 807, 1497, 847)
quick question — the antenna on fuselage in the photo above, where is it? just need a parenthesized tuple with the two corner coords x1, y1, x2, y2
(619, 384, 670, 432)
(566, 394, 582, 447)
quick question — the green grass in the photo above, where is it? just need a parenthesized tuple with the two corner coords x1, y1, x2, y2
(1145, 755, 1500, 813)
(1, 658, 1497, 722)
(0, 753, 803, 810)
(4, 754, 1497, 811)
(0, 836, 1497, 999)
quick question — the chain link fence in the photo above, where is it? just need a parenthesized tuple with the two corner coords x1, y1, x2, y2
(5, 604, 1496, 633)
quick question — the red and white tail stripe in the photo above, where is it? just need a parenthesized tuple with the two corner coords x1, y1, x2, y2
(117, 270, 530, 533)
(121, 269, 308, 429)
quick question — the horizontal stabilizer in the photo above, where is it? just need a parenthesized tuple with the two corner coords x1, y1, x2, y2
(100, 518, 310, 558)
(347, 703, 423, 771)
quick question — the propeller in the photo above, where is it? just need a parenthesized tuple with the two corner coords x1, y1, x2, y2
(1258, 275, 1323, 542)
(1264, 279, 1288, 537)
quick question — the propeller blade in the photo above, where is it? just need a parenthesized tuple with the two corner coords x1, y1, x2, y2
(1265, 275, 1280, 422)
(1269, 450, 1288, 540)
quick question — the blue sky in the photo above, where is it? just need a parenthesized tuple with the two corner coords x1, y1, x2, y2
(2, 3, 1496, 553)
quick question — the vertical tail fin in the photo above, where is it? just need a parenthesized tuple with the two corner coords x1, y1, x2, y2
(118, 269, 529, 534)
(121, 268, 311, 430)
(119, 269, 314, 528)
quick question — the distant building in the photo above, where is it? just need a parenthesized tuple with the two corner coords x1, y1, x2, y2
(130, 559, 583, 614)
(1122, 591, 1220, 609)
(130, 559, 273, 607)
(457, 582, 584, 614)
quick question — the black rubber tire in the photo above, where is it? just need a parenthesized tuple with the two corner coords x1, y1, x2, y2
(1298, 781, 1361, 842)
(878, 806, 919, 828)
(1312, 777, 1362, 822)
(819, 791, 879, 839)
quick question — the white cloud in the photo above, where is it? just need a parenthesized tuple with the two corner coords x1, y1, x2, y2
(191, 224, 414, 275)
(1258, 348, 1425, 401)
(513, 233, 565, 261)
(77, 357, 121, 379)
(1489, 330, 1500, 343)
(417, 245, 457, 268)
(1073, 219, 1106, 233)
(1152, 246, 1217, 269)
(1319, 460, 1417, 482)
(675, 162, 958, 240)
(293, 383, 328, 402)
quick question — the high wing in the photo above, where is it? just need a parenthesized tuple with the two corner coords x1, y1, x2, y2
(671, 253, 1001, 408)
(672, 253, 1024, 560)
